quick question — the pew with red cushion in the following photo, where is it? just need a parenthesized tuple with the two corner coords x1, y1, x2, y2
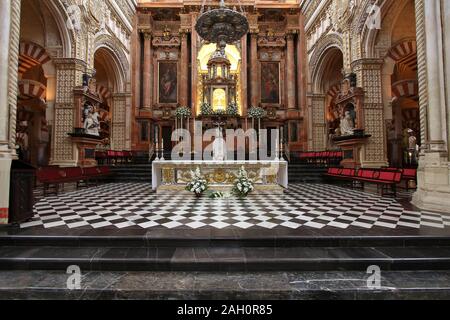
(325, 167, 403, 196)
(37, 166, 113, 196)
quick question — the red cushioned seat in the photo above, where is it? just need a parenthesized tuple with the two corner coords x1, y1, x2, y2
(37, 168, 64, 183)
(403, 169, 417, 178)
(358, 170, 376, 179)
(98, 166, 111, 175)
(84, 166, 101, 177)
(341, 169, 354, 177)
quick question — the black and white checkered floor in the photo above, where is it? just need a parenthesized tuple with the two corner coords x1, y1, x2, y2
(22, 183, 450, 230)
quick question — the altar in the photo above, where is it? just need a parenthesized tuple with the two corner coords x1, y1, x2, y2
(152, 160, 288, 194)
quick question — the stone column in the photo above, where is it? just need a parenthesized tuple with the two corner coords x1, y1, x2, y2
(423, 0, 447, 152)
(0, 0, 21, 224)
(0, 0, 13, 224)
(412, 0, 450, 212)
(0, 0, 12, 146)
(250, 33, 259, 107)
(111, 93, 128, 150)
(286, 33, 296, 110)
(179, 32, 189, 107)
(50, 59, 86, 167)
(142, 32, 153, 110)
(352, 58, 389, 168)
(309, 94, 327, 151)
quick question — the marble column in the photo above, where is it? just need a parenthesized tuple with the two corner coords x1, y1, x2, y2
(412, 0, 450, 212)
(423, 0, 447, 152)
(250, 33, 259, 107)
(180, 32, 189, 107)
(0, 0, 12, 224)
(286, 33, 296, 110)
(0, 0, 20, 224)
(142, 33, 153, 110)
(0, 0, 12, 145)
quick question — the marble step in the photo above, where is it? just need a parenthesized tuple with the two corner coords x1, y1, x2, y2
(1, 246, 450, 271)
(1, 270, 450, 300)
(3, 229, 450, 248)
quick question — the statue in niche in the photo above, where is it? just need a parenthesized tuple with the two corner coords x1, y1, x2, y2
(83, 104, 100, 136)
(339, 110, 356, 136)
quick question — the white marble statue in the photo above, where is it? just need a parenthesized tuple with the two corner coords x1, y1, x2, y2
(212, 128, 227, 161)
(84, 107, 100, 136)
(340, 111, 355, 136)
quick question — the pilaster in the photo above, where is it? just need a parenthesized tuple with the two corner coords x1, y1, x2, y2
(351, 58, 389, 168)
(50, 58, 86, 167)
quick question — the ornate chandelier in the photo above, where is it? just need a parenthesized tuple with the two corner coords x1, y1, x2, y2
(195, 0, 249, 50)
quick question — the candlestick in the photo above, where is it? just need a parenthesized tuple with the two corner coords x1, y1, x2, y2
(154, 142, 159, 160)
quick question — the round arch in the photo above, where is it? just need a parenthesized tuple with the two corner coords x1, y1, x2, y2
(93, 34, 129, 92)
(309, 34, 344, 93)
(42, 0, 75, 58)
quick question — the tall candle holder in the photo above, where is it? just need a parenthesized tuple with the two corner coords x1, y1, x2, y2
(161, 140, 165, 161)
(155, 142, 160, 161)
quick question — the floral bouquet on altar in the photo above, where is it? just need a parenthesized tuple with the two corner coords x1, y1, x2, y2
(232, 166, 254, 198)
(185, 167, 208, 197)
(248, 106, 266, 119)
(175, 106, 191, 119)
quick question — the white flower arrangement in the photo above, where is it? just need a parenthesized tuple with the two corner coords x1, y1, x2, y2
(200, 102, 214, 116)
(232, 166, 254, 198)
(175, 106, 191, 119)
(248, 106, 266, 119)
(185, 167, 208, 196)
(227, 102, 239, 116)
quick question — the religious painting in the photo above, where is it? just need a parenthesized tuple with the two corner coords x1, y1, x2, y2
(261, 62, 280, 104)
(158, 62, 178, 104)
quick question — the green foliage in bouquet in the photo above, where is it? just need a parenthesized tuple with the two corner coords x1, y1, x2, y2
(248, 106, 266, 119)
(232, 166, 255, 198)
(227, 102, 239, 116)
(200, 102, 213, 116)
(175, 106, 191, 119)
(185, 167, 208, 196)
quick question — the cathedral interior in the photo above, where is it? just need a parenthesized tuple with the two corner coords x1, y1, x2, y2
(0, 0, 450, 300)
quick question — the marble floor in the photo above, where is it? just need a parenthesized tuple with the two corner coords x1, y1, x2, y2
(1, 270, 450, 300)
(21, 182, 450, 231)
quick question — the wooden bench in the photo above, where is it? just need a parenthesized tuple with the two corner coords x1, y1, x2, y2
(325, 168, 403, 197)
(298, 151, 343, 165)
(36, 166, 112, 196)
(401, 168, 417, 190)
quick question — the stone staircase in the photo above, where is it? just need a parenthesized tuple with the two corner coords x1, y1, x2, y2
(108, 163, 152, 183)
(287, 153, 330, 183)
(1, 229, 450, 272)
(288, 163, 328, 183)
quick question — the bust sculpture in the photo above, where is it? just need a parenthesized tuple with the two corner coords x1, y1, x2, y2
(340, 111, 355, 136)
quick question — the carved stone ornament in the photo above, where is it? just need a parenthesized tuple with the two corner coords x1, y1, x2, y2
(257, 36, 287, 48)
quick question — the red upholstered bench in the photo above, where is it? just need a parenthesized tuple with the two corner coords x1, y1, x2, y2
(402, 168, 417, 190)
(37, 167, 85, 196)
(324, 167, 403, 197)
(353, 169, 402, 197)
(37, 166, 113, 196)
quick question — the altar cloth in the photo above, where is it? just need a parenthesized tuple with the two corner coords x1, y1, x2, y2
(152, 160, 288, 193)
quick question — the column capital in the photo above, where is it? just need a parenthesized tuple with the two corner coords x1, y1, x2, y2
(142, 31, 153, 40)
(179, 29, 191, 37)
